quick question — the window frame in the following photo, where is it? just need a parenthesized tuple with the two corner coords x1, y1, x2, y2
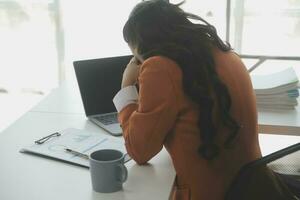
(226, 0, 300, 71)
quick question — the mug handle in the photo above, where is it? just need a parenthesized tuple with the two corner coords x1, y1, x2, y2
(117, 164, 128, 183)
(124, 153, 132, 163)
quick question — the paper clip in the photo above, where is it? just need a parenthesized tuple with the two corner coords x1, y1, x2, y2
(35, 132, 61, 144)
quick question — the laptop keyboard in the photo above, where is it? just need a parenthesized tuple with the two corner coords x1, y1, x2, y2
(95, 113, 118, 125)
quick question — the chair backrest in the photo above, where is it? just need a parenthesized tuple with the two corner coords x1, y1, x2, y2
(225, 143, 300, 200)
(267, 143, 300, 198)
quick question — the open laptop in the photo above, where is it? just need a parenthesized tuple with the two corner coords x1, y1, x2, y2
(73, 55, 132, 136)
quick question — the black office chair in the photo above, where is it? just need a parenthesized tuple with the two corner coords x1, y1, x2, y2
(225, 142, 300, 200)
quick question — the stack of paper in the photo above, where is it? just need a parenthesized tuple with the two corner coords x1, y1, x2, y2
(251, 67, 299, 111)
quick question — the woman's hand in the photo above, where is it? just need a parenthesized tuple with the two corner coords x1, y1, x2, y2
(121, 57, 141, 88)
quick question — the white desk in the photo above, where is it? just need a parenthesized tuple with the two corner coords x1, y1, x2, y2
(32, 81, 300, 135)
(0, 112, 175, 200)
(0, 81, 299, 200)
(31, 81, 85, 114)
(258, 109, 300, 135)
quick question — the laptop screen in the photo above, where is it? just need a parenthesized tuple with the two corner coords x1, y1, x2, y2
(73, 55, 132, 116)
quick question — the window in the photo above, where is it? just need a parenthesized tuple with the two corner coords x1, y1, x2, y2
(0, 0, 59, 93)
(60, 0, 140, 82)
(175, 0, 300, 73)
(230, 0, 300, 57)
(171, 0, 227, 40)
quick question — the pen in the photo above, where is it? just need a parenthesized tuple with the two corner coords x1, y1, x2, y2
(65, 148, 89, 159)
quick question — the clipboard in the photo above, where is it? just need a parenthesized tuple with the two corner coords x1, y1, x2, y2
(20, 128, 128, 168)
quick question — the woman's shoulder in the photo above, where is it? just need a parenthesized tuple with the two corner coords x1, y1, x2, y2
(212, 48, 248, 76)
(143, 55, 177, 65)
(141, 55, 181, 73)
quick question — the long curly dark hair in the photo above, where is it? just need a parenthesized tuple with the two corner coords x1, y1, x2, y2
(123, 0, 240, 160)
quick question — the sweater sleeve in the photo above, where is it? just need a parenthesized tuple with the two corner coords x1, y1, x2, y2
(118, 57, 179, 164)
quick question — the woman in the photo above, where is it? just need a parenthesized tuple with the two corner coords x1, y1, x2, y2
(113, 0, 292, 199)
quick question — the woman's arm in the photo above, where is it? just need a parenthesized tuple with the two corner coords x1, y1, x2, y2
(117, 57, 179, 164)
